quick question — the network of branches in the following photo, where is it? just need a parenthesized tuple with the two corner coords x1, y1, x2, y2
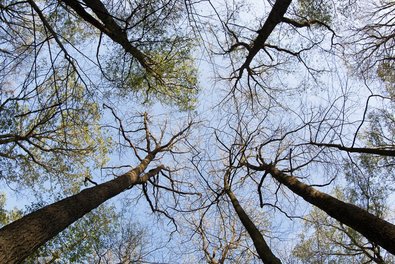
(0, 0, 395, 263)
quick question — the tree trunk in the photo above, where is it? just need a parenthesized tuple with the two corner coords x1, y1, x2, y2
(311, 142, 395, 157)
(226, 188, 282, 264)
(247, 162, 395, 255)
(0, 153, 156, 264)
(241, 0, 292, 70)
(59, 0, 151, 71)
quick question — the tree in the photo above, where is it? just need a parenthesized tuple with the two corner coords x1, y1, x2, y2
(225, 184, 282, 264)
(292, 41, 395, 262)
(292, 190, 392, 263)
(24, 204, 148, 263)
(2, 0, 395, 263)
(0, 194, 149, 263)
(292, 152, 395, 263)
(0, 0, 107, 192)
(0, 112, 193, 263)
(0, 0, 199, 189)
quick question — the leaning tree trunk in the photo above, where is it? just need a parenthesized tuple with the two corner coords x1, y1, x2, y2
(225, 188, 282, 264)
(240, 0, 292, 71)
(247, 162, 395, 255)
(0, 153, 158, 264)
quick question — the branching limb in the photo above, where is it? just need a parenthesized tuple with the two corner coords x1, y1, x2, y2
(244, 159, 395, 255)
(237, 0, 292, 78)
(60, 0, 153, 72)
(311, 142, 395, 157)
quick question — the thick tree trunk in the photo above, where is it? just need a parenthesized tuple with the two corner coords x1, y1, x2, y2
(226, 189, 282, 264)
(0, 153, 156, 264)
(247, 162, 395, 255)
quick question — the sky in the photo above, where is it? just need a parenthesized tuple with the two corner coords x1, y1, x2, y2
(1, 0, 395, 262)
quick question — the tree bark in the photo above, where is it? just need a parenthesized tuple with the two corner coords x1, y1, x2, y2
(311, 142, 395, 157)
(0, 153, 159, 264)
(226, 188, 282, 264)
(246, 162, 395, 255)
(59, 0, 151, 71)
(240, 0, 292, 71)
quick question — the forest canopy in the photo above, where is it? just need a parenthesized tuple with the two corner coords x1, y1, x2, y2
(0, 0, 395, 263)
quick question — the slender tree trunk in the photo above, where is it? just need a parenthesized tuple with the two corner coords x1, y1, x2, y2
(225, 188, 282, 264)
(0, 153, 157, 264)
(59, 0, 151, 71)
(241, 0, 292, 70)
(246, 162, 395, 255)
(311, 142, 395, 157)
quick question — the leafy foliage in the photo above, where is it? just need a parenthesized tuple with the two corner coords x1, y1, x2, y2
(0, 193, 22, 226)
(297, 0, 333, 24)
(2, 0, 395, 262)
(106, 39, 199, 110)
(6, 201, 148, 263)
(0, 71, 109, 192)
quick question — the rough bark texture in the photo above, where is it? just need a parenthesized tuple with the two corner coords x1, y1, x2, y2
(0, 154, 155, 264)
(226, 189, 282, 264)
(247, 162, 395, 255)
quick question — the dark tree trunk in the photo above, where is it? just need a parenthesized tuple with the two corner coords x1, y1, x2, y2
(59, 0, 151, 71)
(0, 154, 155, 264)
(226, 189, 282, 264)
(241, 0, 292, 71)
(311, 142, 395, 157)
(247, 162, 395, 255)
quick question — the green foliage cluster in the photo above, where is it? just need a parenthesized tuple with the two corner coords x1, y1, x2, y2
(0, 194, 22, 226)
(3, 0, 395, 262)
(0, 70, 110, 192)
(377, 61, 395, 100)
(45, 2, 96, 45)
(106, 39, 199, 110)
(297, 0, 333, 24)
(115, 0, 183, 37)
